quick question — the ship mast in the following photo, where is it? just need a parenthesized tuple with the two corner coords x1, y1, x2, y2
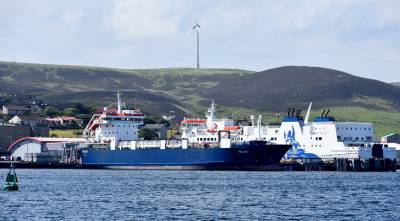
(206, 100, 216, 124)
(117, 91, 121, 114)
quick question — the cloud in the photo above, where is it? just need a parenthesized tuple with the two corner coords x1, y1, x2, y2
(217, 7, 254, 28)
(376, 0, 400, 26)
(104, 0, 182, 39)
(268, 0, 356, 31)
(62, 10, 83, 25)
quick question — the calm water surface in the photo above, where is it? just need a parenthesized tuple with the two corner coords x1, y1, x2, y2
(0, 169, 399, 220)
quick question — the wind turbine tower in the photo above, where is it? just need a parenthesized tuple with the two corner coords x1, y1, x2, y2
(193, 21, 200, 69)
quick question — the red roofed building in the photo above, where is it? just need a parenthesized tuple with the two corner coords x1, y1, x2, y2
(44, 116, 82, 127)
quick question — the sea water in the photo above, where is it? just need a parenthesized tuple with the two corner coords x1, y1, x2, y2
(1, 169, 399, 220)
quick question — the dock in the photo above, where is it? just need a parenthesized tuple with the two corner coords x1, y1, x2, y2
(281, 158, 397, 172)
(0, 161, 81, 169)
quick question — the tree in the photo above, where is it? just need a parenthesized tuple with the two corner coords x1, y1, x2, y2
(44, 106, 61, 117)
(139, 128, 159, 140)
(72, 102, 91, 114)
(76, 114, 92, 125)
(63, 108, 79, 117)
(144, 115, 169, 126)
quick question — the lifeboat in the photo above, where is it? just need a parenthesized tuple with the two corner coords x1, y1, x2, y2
(223, 126, 241, 131)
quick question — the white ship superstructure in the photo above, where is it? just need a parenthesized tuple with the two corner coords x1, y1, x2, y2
(181, 101, 241, 144)
(181, 101, 396, 162)
(84, 92, 144, 150)
(265, 103, 396, 161)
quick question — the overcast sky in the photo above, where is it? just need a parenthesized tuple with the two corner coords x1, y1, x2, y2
(0, 0, 399, 82)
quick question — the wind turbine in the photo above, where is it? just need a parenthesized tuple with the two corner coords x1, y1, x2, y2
(193, 21, 200, 69)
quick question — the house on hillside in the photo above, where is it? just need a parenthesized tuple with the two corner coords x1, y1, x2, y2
(2, 105, 31, 116)
(143, 124, 168, 139)
(59, 116, 82, 126)
(8, 115, 45, 126)
(28, 104, 43, 114)
(44, 116, 82, 127)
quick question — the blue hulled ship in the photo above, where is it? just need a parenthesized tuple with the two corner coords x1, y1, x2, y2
(80, 94, 290, 170)
(81, 141, 290, 170)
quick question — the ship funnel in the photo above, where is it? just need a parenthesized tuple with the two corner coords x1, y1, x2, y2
(291, 108, 296, 116)
(287, 108, 291, 116)
(321, 109, 326, 118)
(324, 109, 330, 117)
(304, 102, 312, 124)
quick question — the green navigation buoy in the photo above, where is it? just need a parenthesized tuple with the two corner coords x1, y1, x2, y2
(3, 163, 18, 191)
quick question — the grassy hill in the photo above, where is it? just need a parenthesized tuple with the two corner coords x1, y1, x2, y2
(0, 61, 399, 138)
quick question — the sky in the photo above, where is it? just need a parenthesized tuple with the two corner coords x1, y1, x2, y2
(0, 0, 399, 82)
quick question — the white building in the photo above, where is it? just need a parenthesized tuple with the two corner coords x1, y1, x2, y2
(8, 137, 87, 162)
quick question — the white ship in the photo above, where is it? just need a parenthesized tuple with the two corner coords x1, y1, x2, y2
(181, 101, 397, 164)
(267, 103, 396, 161)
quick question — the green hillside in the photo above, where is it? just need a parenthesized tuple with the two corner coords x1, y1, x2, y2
(0, 61, 399, 138)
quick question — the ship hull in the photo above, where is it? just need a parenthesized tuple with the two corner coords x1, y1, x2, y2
(80, 141, 291, 171)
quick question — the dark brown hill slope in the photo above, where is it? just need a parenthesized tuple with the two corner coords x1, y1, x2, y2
(203, 66, 400, 111)
(391, 82, 400, 87)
